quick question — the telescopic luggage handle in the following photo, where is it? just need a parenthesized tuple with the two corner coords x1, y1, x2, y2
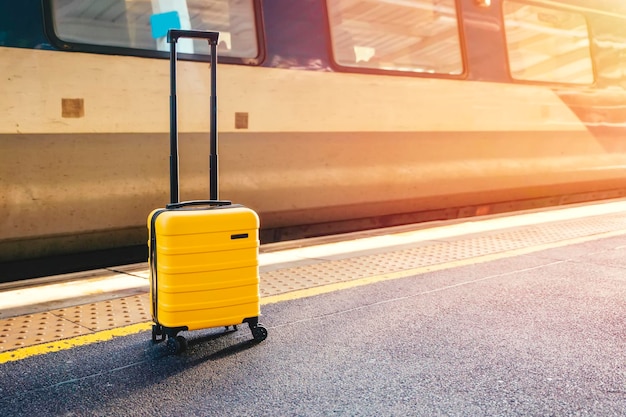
(168, 29, 220, 205)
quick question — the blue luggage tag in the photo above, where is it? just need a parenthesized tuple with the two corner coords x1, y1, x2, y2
(150, 11, 181, 39)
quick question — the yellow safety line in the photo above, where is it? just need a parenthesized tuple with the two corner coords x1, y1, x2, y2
(0, 323, 152, 364)
(2, 227, 626, 364)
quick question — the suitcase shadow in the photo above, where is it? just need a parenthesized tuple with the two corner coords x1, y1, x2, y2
(205, 338, 261, 360)
(152, 327, 263, 361)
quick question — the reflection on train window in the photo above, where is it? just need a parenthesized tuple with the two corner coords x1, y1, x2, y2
(326, 0, 463, 75)
(50, 0, 258, 58)
(503, 1, 593, 84)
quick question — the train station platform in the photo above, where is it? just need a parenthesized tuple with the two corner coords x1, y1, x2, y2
(0, 199, 625, 415)
(2, 199, 626, 356)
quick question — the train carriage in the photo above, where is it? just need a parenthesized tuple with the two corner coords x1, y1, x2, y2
(1, 0, 626, 277)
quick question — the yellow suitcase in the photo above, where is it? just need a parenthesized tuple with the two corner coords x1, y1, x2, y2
(148, 30, 267, 354)
(149, 202, 267, 353)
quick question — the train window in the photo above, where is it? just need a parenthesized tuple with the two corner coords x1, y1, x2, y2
(326, 0, 463, 75)
(47, 0, 259, 60)
(503, 1, 593, 84)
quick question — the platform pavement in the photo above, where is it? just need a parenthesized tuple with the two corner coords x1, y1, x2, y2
(0, 208, 624, 416)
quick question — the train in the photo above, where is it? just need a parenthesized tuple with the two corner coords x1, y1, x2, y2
(2, 0, 626, 271)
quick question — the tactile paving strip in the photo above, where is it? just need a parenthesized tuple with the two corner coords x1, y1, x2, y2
(52, 295, 150, 332)
(0, 312, 93, 352)
(3, 211, 626, 352)
(0, 295, 150, 352)
(259, 213, 626, 296)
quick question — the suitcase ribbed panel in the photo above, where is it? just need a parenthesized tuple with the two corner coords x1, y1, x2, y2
(149, 206, 260, 330)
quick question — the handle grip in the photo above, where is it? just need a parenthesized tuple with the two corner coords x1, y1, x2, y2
(166, 200, 231, 209)
(167, 29, 219, 44)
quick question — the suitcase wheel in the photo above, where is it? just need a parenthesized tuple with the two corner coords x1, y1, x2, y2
(166, 335, 188, 355)
(251, 325, 268, 342)
(152, 325, 165, 343)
